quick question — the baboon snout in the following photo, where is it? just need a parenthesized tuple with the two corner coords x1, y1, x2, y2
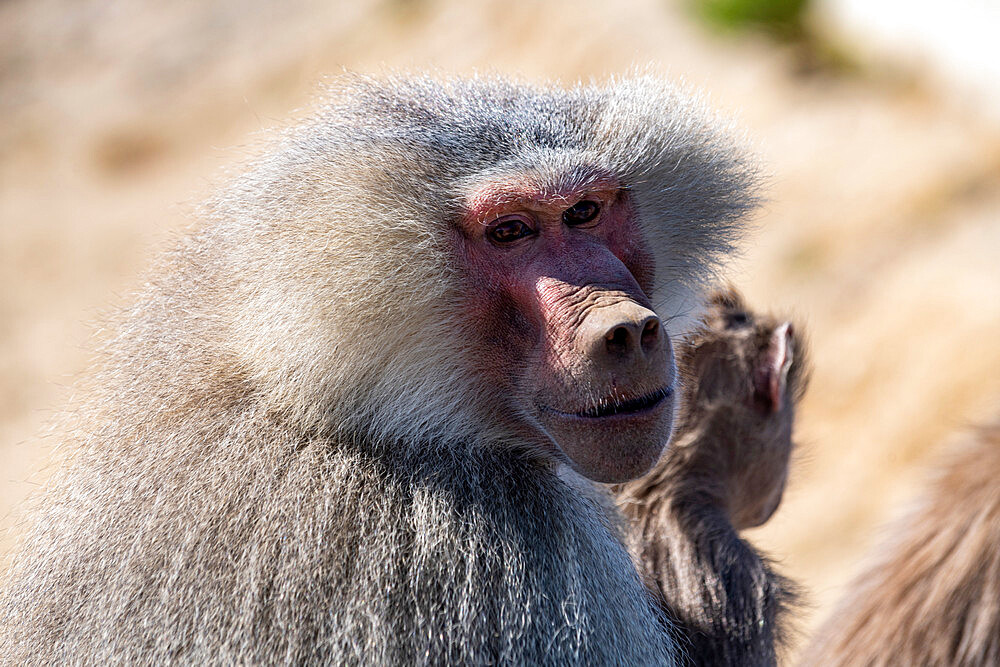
(580, 301, 665, 368)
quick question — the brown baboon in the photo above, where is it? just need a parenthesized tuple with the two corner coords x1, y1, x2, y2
(0, 74, 764, 664)
(613, 288, 808, 665)
(803, 422, 1000, 666)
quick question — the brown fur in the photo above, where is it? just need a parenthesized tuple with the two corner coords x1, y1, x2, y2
(613, 288, 809, 666)
(0, 74, 762, 664)
(803, 422, 1000, 667)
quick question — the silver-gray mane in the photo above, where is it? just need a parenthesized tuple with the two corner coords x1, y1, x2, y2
(0, 73, 759, 665)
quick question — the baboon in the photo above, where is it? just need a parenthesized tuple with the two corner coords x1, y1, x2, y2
(613, 288, 808, 665)
(0, 74, 765, 664)
(802, 422, 1000, 666)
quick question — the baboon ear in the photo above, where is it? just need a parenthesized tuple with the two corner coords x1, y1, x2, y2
(753, 322, 794, 414)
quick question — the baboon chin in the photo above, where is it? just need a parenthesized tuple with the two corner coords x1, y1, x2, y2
(0, 73, 765, 664)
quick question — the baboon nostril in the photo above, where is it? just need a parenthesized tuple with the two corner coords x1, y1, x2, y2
(606, 326, 631, 355)
(589, 304, 662, 362)
(641, 318, 659, 350)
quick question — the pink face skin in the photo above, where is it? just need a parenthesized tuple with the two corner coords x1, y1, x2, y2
(456, 174, 677, 483)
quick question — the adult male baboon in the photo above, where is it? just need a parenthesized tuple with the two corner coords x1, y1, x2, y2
(803, 422, 1000, 666)
(0, 74, 763, 664)
(613, 288, 807, 665)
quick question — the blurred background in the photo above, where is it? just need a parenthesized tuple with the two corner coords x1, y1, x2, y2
(2, 0, 999, 659)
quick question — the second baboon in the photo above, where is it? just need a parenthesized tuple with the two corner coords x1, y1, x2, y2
(0, 74, 769, 664)
(613, 288, 808, 666)
(803, 422, 1000, 666)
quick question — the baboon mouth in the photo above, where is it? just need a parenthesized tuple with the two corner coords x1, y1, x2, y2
(579, 387, 673, 418)
(544, 386, 673, 420)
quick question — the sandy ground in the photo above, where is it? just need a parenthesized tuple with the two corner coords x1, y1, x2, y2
(2, 0, 999, 658)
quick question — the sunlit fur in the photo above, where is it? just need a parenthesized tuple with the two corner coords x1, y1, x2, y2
(803, 423, 1000, 667)
(0, 73, 759, 663)
(612, 290, 806, 665)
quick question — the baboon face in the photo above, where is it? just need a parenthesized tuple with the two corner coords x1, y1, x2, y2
(690, 290, 797, 419)
(458, 173, 676, 483)
(683, 289, 803, 528)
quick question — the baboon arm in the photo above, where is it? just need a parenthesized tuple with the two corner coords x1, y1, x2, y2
(621, 496, 796, 666)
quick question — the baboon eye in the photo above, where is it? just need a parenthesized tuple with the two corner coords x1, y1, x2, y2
(727, 311, 751, 329)
(488, 216, 535, 245)
(562, 200, 601, 226)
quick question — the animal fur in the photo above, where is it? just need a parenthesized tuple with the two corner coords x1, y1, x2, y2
(802, 422, 1000, 667)
(0, 73, 760, 664)
(614, 288, 808, 666)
